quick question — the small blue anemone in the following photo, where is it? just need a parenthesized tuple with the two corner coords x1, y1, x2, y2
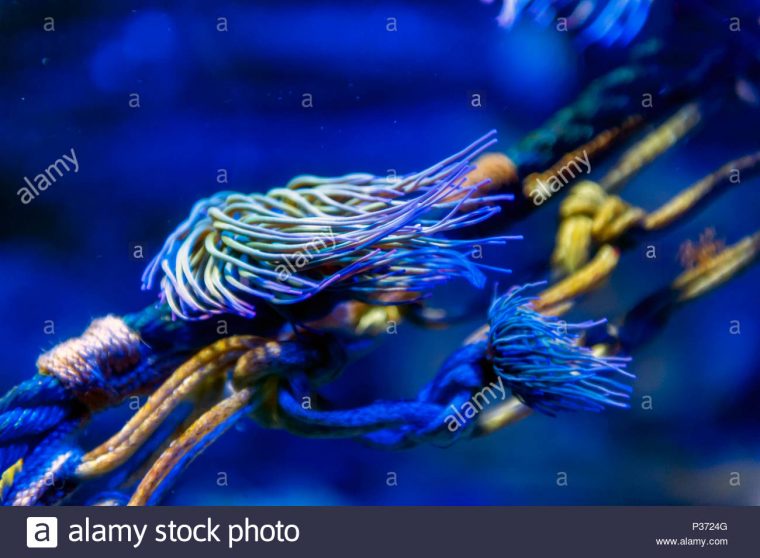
(487, 283, 633, 414)
(483, 0, 653, 46)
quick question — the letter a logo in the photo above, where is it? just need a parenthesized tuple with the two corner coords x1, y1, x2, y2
(27, 517, 58, 548)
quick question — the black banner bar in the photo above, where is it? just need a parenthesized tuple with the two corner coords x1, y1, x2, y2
(3, 506, 756, 557)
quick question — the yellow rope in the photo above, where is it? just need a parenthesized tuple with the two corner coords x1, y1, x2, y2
(673, 230, 760, 301)
(128, 387, 254, 506)
(552, 150, 760, 277)
(523, 115, 643, 198)
(76, 336, 261, 478)
(600, 103, 702, 191)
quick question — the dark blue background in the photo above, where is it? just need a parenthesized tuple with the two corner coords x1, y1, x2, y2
(1, 1, 759, 504)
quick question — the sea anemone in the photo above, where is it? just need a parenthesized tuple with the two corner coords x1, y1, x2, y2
(143, 131, 519, 319)
(487, 283, 633, 414)
(482, 0, 653, 46)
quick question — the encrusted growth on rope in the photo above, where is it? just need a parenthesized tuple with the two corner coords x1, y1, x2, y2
(487, 284, 633, 414)
(142, 131, 518, 320)
(37, 316, 144, 411)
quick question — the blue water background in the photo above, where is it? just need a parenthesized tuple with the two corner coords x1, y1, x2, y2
(1, 1, 759, 504)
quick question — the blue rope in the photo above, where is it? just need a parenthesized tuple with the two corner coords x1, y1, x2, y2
(0, 300, 289, 504)
(0, 375, 76, 472)
(0, 405, 70, 444)
(3, 421, 82, 506)
(1, 284, 636, 504)
(0, 375, 68, 412)
(261, 289, 634, 449)
(267, 342, 487, 449)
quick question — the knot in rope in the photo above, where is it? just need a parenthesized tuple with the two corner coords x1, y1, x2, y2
(37, 316, 143, 411)
(552, 180, 644, 276)
(232, 333, 346, 393)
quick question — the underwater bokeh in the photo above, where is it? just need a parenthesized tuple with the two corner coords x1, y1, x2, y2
(1, 0, 759, 504)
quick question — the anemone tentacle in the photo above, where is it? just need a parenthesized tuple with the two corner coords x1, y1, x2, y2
(143, 131, 520, 320)
(487, 283, 633, 414)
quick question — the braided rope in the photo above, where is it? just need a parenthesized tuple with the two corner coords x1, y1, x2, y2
(0, 375, 73, 474)
(3, 421, 82, 506)
(506, 50, 721, 178)
(1, 315, 172, 504)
